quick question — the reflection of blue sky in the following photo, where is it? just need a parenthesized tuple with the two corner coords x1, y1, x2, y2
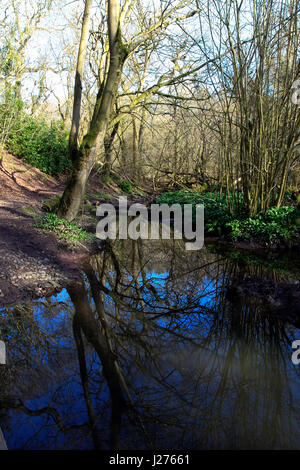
(1, 256, 223, 449)
(1, 246, 300, 450)
(1, 288, 104, 450)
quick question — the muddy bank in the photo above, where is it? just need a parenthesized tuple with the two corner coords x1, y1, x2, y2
(216, 236, 300, 252)
(227, 276, 300, 325)
(0, 221, 101, 306)
(0, 153, 159, 306)
(0, 152, 159, 306)
(0, 153, 102, 306)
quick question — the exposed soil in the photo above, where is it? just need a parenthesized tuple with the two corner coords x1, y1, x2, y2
(0, 153, 97, 306)
(0, 153, 159, 307)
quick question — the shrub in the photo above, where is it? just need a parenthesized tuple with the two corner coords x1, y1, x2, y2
(157, 190, 300, 244)
(157, 190, 232, 235)
(227, 206, 299, 244)
(119, 180, 132, 193)
(0, 105, 71, 176)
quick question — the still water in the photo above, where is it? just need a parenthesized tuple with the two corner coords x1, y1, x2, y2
(0, 238, 300, 450)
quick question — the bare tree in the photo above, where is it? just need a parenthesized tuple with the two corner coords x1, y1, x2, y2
(57, 0, 202, 220)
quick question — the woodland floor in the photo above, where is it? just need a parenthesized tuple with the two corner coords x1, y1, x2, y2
(0, 152, 158, 306)
(0, 153, 108, 306)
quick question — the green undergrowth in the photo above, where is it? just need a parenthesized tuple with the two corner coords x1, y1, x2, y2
(109, 173, 134, 194)
(2, 108, 71, 176)
(35, 213, 95, 244)
(157, 190, 300, 246)
(119, 180, 132, 194)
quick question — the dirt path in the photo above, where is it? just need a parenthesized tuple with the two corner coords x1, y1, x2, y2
(0, 153, 91, 306)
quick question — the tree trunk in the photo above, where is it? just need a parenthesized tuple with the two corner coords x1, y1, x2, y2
(132, 116, 138, 183)
(103, 120, 120, 181)
(58, 0, 127, 221)
(69, 0, 93, 163)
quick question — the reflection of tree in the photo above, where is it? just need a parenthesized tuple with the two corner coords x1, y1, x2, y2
(75, 239, 300, 449)
(68, 279, 126, 449)
(0, 239, 300, 449)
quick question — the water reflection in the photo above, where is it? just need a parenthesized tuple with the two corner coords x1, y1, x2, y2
(0, 239, 300, 449)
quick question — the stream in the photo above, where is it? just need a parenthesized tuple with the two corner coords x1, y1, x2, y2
(0, 237, 300, 450)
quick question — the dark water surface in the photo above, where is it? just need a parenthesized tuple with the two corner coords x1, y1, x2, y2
(0, 239, 300, 450)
